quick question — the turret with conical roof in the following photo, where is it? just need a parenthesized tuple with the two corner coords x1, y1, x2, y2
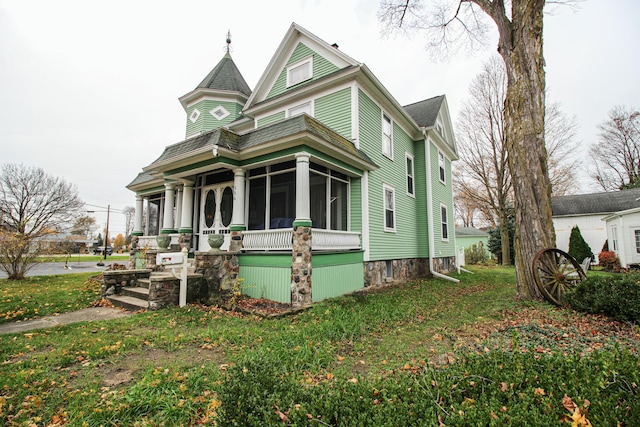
(178, 31, 251, 138)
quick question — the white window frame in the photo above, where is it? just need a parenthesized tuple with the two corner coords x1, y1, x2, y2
(189, 108, 201, 123)
(287, 102, 312, 118)
(286, 57, 313, 87)
(440, 203, 449, 242)
(210, 105, 230, 121)
(438, 151, 446, 184)
(611, 226, 618, 251)
(382, 113, 393, 159)
(383, 184, 396, 232)
(635, 229, 640, 254)
(405, 153, 415, 197)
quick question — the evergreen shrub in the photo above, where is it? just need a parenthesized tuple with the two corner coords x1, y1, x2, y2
(565, 273, 640, 322)
(568, 225, 593, 263)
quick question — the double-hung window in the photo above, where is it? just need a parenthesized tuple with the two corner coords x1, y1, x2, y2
(406, 153, 414, 196)
(438, 151, 446, 184)
(382, 114, 393, 158)
(440, 204, 449, 241)
(384, 185, 396, 232)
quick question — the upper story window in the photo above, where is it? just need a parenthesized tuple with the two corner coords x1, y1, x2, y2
(382, 114, 393, 159)
(210, 105, 230, 121)
(288, 102, 312, 118)
(406, 153, 415, 196)
(436, 119, 445, 138)
(438, 151, 446, 184)
(287, 57, 313, 87)
(383, 184, 396, 232)
(441, 204, 449, 241)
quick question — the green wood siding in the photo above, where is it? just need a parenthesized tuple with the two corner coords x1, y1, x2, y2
(414, 140, 429, 257)
(257, 111, 286, 128)
(185, 100, 242, 137)
(430, 142, 455, 257)
(315, 87, 351, 139)
(239, 253, 291, 303)
(350, 177, 362, 234)
(358, 89, 422, 261)
(313, 252, 364, 301)
(266, 43, 340, 100)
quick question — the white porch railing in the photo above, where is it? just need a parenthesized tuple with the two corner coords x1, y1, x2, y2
(311, 229, 361, 251)
(242, 228, 293, 251)
(242, 228, 361, 252)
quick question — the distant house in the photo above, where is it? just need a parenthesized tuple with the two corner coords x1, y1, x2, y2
(455, 227, 489, 265)
(552, 188, 640, 264)
(126, 23, 459, 305)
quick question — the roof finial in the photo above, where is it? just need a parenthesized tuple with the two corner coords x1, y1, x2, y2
(225, 30, 232, 54)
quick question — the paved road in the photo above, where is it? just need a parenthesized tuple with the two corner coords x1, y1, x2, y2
(0, 261, 120, 279)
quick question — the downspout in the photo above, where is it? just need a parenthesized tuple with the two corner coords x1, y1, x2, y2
(424, 130, 460, 283)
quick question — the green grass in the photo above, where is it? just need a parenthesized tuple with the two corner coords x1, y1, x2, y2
(0, 266, 638, 426)
(0, 273, 102, 323)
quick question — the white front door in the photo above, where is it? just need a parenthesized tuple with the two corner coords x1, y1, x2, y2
(199, 183, 234, 251)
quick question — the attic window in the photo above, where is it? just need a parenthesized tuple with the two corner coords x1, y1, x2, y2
(287, 57, 313, 87)
(189, 108, 201, 123)
(210, 106, 230, 121)
(436, 120, 445, 138)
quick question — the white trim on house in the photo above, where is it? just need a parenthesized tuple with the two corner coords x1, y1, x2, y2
(382, 112, 393, 160)
(210, 105, 231, 121)
(440, 203, 450, 242)
(286, 56, 314, 87)
(383, 183, 396, 232)
(361, 171, 370, 261)
(405, 152, 415, 197)
(287, 101, 313, 118)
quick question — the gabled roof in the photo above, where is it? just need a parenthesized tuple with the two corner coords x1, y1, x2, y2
(552, 188, 640, 216)
(196, 53, 251, 96)
(403, 95, 445, 128)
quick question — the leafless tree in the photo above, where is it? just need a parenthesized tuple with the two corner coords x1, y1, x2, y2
(0, 164, 84, 280)
(546, 103, 580, 196)
(71, 216, 97, 238)
(379, 0, 579, 299)
(590, 105, 640, 191)
(455, 56, 512, 265)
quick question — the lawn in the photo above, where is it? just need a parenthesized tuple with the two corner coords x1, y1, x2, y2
(0, 266, 638, 426)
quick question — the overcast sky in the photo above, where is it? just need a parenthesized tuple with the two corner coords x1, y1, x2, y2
(1, 0, 638, 236)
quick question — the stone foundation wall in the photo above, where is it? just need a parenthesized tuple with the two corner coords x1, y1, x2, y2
(102, 269, 151, 297)
(194, 251, 240, 304)
(364, 258, 430, 287)
(147, 276, 180, 309)
(432, 256, 457, 274)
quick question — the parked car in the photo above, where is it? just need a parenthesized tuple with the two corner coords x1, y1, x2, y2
(93, 246, 113, 256)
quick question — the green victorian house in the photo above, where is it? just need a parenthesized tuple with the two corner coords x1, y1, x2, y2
(128, 23, 458, 306)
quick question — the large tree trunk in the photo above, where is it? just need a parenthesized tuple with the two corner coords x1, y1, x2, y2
(495, 0, 555, 298)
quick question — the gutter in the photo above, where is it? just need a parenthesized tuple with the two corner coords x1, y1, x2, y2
(424, 129, 460, 283)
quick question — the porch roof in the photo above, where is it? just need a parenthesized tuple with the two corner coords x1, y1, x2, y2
(143, 114, 376, 172)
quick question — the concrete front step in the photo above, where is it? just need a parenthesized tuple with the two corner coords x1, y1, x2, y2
(108, 294, 149, 311)
(121, 286, 150, 301)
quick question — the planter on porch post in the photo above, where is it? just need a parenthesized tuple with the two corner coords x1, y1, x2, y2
(291, 152, 313, 307)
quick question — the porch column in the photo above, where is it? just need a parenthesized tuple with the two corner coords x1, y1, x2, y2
(160, 182, 176, 234)
(229, 168, 246, 252)
(292, 152, 312, 307)
(133, 195, 143, 236)
(175, 185, 183, 231)
(294, 152, 312, 226)
(178, 180, 194, 233)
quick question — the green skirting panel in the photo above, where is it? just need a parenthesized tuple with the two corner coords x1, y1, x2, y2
(312, 251, 364, 302)
(238, 251, 365, 304)
(238, 253, 291, 304)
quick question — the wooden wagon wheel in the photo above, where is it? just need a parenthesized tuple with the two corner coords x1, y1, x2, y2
(531, 248, 586, 306)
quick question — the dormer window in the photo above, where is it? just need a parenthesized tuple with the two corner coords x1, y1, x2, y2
(210, 106, 230, 121)
(189, 108, 201, 123)
(287, 57, 313, 87)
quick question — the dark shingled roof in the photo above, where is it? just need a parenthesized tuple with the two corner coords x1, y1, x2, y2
(455, 227, 489, 237)
(146, 114, 375, 169)
(552, 188, 640, 216)
(403, 95, 445, 127)
(196, 53, 251, 96)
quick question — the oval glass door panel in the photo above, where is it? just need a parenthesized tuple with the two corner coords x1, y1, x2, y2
(220, 186, 233, 227)
(204, 189, 216, 228)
